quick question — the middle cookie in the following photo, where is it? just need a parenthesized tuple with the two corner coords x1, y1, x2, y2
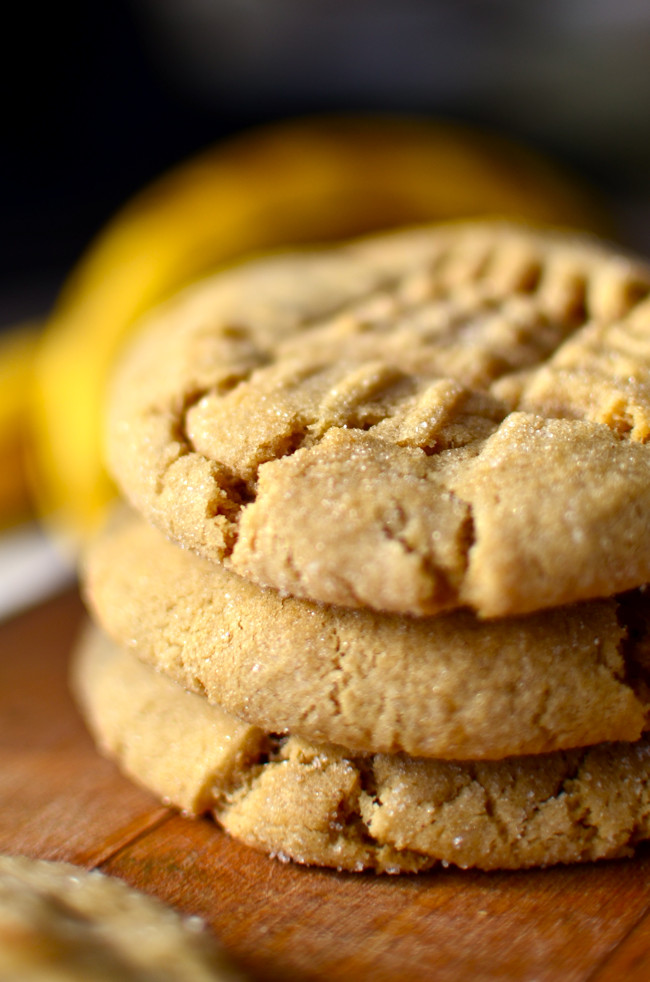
(83, 507, 650, 761)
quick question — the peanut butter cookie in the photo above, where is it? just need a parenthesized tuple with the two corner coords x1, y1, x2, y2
(73, 626, 650, 873)
(82, 507, 650, 761)
(0, 854, 242, 981)
(106, 223, 650, 617)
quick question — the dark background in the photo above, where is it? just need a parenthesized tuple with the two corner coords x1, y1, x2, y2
(3, 0, 650, 329)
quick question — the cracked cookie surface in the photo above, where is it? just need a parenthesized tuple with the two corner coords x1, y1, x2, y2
(82, 507, 650, 760)
(106, 222, 650, 616)
(73, 626, 650, 873)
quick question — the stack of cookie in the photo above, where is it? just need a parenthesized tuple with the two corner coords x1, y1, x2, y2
(75, 221, 650, 872)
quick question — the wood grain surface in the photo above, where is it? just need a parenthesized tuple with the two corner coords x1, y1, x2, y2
(2, 586, 650, 981)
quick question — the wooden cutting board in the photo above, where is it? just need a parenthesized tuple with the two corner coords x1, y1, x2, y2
(2, 586, 650, 981)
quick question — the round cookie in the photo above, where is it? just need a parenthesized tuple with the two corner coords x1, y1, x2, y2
(0, 853, 242, 981)
(106, 222, 650, 618)
(73, 625, 650, 873)
(82, 507, 650, 761)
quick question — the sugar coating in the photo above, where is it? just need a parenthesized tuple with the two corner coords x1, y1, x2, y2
(73, 627, 650, 874)
(106, 222, 650, 617)
(82, 507, 650, 761)
(0, 854, 242, 981)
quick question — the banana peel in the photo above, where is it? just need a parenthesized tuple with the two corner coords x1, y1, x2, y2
(29, 115, 608, 549)
(0, 323, 39, 529)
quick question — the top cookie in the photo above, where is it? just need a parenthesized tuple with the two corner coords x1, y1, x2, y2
(107, 222, 650, 617)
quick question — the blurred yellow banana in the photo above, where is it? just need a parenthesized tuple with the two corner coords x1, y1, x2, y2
(0, 323, 38, 528)
(29, 115, 607, 548)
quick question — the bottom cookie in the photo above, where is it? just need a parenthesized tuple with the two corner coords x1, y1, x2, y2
(72, 625, 650, 874)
